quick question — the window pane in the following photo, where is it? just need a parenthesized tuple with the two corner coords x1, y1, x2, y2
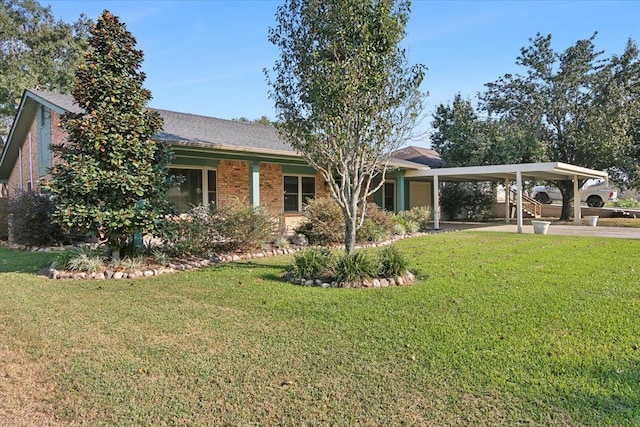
(169, 169, 202, 213)
(301, 176, 315, 206)
(384, 182, 395, 211)
(283, 176, 299, 212)
(207, 170, 217, 207)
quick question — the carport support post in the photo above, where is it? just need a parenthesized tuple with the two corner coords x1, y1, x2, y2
(433, 174, 440, 230)
(516, 171, 523, 233)
(396, 171, 405, 212)
(505, 178, 510, 224)
(573, 174, 581, 225)
(249, 162, 260, 208)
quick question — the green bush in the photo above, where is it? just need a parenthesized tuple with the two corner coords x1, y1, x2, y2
(392, 206, 432, 231)
(0, 197, 9, 241)
(9, 191, 66, 246)
(356, 202, 393, 243)
(296, 197, 344, 245)
(440, 183, 493, 221)
(610, 198, 640, 209)
(334, 250, 379, 285)
(378, 246, 409, 277)
(289, 247, 335, 280)
(159, 200, 278, 256)
(54, 246, 104, 272)
(214, 199, 278, 252)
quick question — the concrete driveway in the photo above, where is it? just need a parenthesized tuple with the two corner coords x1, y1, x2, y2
(439, 222, 640, 239)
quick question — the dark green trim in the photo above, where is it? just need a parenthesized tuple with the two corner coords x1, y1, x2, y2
(172, 156, 219, 168)
(282, 165, 316, 175)
(170, 146, 310, 167)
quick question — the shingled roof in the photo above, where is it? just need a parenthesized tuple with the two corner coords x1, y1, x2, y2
(0, 89, 429, 180)
(29, 89, 294, 155)
(391, 145, 443, 168)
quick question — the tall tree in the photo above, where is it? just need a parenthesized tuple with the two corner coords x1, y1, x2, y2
(267, 0, 425, 253)
(48, 10, 172, 258)
(480, 33, 640, 220)
(0, 0, 90, 144)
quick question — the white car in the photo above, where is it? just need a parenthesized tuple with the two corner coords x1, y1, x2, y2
(531, 181, 618, 207)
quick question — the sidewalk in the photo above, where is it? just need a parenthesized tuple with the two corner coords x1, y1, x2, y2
(438, 222, 640, 239)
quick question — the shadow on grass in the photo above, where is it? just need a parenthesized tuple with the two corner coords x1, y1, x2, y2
(0, 248, 57, 274)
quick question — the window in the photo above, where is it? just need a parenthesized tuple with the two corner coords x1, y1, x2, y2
(383, 181, 395, 212)
(284, 175, 315, 212)
(168, 168, 216, 213)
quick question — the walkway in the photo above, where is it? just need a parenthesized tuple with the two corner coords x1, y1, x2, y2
(438, 222, 640, 239)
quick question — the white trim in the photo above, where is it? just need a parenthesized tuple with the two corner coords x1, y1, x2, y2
(283, 173, 316, 213)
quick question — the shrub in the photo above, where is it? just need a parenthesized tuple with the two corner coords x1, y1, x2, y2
(112, 256, 146, 272)
(356, 202, 393, 243)
(296, 197, 344, 245)
(334, 250, 379, 285)
(159, 200, 278, 256)
(0, 197, 9, 241)
(55, 246, 104, 273)
(392, 206, 432, 231)
(9, 191, 66, 246)
(393, 223, 406, 236)
(378, 246, 409, 277)
(289, 247, 335, 280)
(214, 199, 278, 252)
(440, 183, 493, 221)
(611, 198, 640, 209)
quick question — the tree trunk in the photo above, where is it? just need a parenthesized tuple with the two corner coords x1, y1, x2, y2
(344, 216, 357, 254)
(560, 191, 573, 221)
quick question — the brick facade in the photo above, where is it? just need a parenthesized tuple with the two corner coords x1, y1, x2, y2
(259, 162, 283, 213)
(216, 159, 250, 206)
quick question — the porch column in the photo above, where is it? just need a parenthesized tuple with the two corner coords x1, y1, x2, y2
(573, 174, 581, 225)
(249, 162, 260, 208)
(516, 171, 523, 233)
(396, 171, 406, 212)
(505, 178, 510, 224)
(433, 175, 440, 230)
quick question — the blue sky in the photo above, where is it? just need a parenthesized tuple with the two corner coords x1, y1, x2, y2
(47, 0, 639, 147)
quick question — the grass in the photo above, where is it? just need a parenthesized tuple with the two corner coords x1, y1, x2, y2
(1, 232, 639, 425)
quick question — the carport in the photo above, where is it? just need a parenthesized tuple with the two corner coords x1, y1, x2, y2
(404, 162, 609, 233)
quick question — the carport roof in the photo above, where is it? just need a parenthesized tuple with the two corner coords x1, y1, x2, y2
(405, 161, 609, 182)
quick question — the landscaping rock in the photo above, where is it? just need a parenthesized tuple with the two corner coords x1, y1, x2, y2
(94, 272, 105, 280)
(113, 272, 124, 280)
(380, 278, 389, 287)
(304, 279, 314, 286)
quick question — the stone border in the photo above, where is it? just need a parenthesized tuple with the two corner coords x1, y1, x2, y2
(0, 228, 457, 281)
(288, 271, 416, 289)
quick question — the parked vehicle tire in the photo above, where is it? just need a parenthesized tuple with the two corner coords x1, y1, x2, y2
(534, 192, 551, 204)
(586, 195, 604, 208)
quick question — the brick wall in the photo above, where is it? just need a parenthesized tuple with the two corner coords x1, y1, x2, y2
(259, 162, 283, 213)
(217, 159, 250, 206)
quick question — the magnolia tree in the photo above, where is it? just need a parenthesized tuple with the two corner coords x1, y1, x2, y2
(48, 10, 173, 257)
(267, 0, 426, 253)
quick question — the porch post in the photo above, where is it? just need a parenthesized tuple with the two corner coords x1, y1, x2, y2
(516, 171, 523, 233)
(433, 175, 440, 230)
(573, 174, 581, 225)
(396, 171, 405, 212)
(249, 162, 260, 208)
(505, 178, 510, 224)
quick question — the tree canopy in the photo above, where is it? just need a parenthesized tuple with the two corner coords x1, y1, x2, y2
(47, 10, 172, 256)
(0, 0, 90, 144)
(267, 0, 426, 253)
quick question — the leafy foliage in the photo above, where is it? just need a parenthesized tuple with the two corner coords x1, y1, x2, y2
(160, 201, 278, 257)
(391, 206, 432, 232)
(288, 247, 335, 280)
(8, 191, 65, 246)
(267, 0, 425, 253)
(378, 245, 409, 277)
(0, 0, 91, 143)
(47, 11, 173, 253)
(356, 202, 393, 243)
(296, 197, 345, 245)
(480, 33, 640, 219)
(0, 197, 9, 240)
(334, 250, 379, 285)
(439, 183, 494, 221)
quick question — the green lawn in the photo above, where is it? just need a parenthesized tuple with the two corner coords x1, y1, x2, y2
(1, 232, 639, 425)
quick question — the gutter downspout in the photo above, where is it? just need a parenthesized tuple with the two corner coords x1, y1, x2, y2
(18, 147, 23, 191)
(28, 132, 33, 190)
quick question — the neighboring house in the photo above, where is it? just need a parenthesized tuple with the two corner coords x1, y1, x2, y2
(0, 89, 433, 228)
(391, 145, 443, 169)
